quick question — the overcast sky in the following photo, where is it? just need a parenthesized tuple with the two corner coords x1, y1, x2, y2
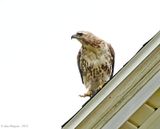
(0, 0, 159, 129)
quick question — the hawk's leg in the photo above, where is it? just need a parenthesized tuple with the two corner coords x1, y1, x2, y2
(79, 90, 93, 97)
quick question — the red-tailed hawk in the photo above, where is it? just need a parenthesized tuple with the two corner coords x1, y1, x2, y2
(71, 31, 115, 97)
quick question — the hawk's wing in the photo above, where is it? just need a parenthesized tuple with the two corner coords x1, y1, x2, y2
(77, 50, 84, 84)
(108, 43, 115, 78)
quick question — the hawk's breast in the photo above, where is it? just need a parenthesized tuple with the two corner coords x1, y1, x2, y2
(79, 48, 112, 89)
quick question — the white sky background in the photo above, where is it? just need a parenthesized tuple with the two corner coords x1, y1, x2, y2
(0, 0, 159, 129)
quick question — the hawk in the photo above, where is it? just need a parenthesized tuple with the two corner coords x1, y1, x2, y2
(71, 31, 115, 97)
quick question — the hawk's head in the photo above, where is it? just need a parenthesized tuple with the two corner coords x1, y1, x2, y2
(71, 31, 104, 49)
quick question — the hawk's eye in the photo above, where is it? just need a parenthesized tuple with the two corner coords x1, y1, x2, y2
(77, 32, 83, 36)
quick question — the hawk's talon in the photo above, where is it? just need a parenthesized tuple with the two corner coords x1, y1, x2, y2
(79, 91, 93, 97)
(97, 85, 103, 91)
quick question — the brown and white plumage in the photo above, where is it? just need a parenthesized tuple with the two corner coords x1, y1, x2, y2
(71, 31, 115, 97)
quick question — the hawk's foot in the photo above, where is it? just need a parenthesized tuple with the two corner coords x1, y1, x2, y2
(79, 90, 93, 97)
(97, 84, 104, 91)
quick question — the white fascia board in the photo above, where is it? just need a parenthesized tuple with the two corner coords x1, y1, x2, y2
(102, 71, 160, 129)
(62, 31, 160, 129)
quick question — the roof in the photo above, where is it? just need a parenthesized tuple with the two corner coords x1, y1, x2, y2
(62, 31, 160, 129)
(120, 88, 160, 129)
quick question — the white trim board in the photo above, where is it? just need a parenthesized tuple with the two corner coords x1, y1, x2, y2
(102, 71, 160, 129)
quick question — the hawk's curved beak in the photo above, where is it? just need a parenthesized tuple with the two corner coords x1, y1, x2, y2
(71, 34, 77, 39)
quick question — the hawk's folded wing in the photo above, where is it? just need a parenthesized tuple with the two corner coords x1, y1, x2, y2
(77, 50, 84, 84)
